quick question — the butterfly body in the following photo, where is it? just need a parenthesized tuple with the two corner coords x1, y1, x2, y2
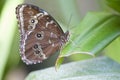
(16, 4, 69, 65)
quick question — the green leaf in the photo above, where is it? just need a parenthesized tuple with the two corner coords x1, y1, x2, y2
(25, 56, 120, 80)
(55, 12, 120, 68)
(105, 0, 120, 13)
(105, 37, 120, 63)
(56, 0, 80, 26)
(0, 0, 23, 79)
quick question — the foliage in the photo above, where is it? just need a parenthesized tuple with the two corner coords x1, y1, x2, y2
(1, 0, 120, 80)
(26, 57, 120, 80)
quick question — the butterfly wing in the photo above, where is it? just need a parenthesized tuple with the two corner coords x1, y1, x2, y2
(16, 4, 67, 64)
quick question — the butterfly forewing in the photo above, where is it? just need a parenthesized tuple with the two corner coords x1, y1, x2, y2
(16, 4, 69, 65)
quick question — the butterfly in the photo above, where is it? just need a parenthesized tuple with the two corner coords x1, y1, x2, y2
(16, 4, 69, 65)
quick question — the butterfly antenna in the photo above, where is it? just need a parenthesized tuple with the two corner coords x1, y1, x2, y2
(66, 14, 78, 47)
(69, 39, 77, 46)
(67, 14, 73, 32)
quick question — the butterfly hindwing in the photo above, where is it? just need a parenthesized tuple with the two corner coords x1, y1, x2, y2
(16, 4, 69, 64)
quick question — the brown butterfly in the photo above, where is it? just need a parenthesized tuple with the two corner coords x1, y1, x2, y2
(16, 4, 69, 65)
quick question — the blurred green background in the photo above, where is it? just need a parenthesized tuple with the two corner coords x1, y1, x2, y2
(1, 0, 120, 80)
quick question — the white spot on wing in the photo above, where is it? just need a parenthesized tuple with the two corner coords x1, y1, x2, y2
(50, 32, 57, 38)
(46, 22, 49, 27)
(43, 11, 48, 15)
(46, 20, 54, 27)
(48, 39, 52, 44)
(50, 32, 53, 37)
(34, 13, 43, 19)
(52, 43, 55, 47)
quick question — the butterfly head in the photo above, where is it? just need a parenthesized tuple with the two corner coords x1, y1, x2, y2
(60, 31, 69, 46)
